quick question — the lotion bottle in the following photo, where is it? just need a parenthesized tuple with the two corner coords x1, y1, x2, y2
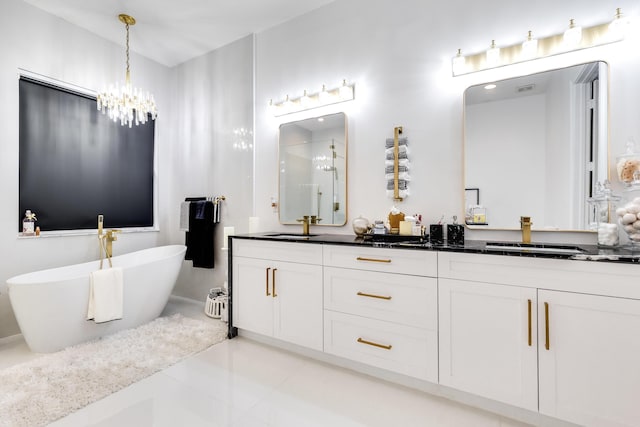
(22, 210, 36, 236)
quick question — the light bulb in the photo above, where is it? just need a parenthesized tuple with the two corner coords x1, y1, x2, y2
(486, 40, 500, 67)
(452, 48, 466, 75)
(339, 80, 353, 101)
(563, 19, 582, 49)
(283, 95, 294, 114)
(608, 8, 629, 41)
(300, 90, 312, 108)
(268, 99, 279, 115)
(319, 84, 330, 105)
(521, 31, 538, 60)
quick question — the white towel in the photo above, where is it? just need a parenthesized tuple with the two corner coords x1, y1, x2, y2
(87, 267, 124, 323)
(179, 201, 190, 231)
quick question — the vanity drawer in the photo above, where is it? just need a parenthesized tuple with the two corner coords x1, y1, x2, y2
(231, 238, 322, 265)
(324, 310, 438, 382)
(323, 245, 437, 276)
(324, 267, 437, 328)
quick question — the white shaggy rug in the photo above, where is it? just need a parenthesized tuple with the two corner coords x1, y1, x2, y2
(0, 314, 227, 427)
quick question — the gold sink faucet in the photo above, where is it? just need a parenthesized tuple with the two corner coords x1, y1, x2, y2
(297, 215, 311, 235)
(520, 216, 532, 244)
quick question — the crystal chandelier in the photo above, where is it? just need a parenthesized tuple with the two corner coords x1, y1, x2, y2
(97, 14, 157, 127)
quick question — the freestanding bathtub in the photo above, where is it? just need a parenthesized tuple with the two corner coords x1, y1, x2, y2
(6, 245, 187, 353)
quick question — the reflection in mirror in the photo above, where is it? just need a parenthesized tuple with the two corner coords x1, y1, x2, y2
(279, 113, 347, 225)
(464, 61, 608, 231)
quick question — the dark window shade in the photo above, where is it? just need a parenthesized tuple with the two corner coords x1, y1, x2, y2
(19, 77, 155, 232)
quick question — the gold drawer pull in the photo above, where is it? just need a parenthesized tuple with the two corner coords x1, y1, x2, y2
(272, 268, 278, 298)
(356, 257, 392, 263)
(357, 291, 392, 300)
(265, 267, 271, 296)
(527, 299, 532, 347)
(357, 337, 392, 350)
(544, 302, 550, 350)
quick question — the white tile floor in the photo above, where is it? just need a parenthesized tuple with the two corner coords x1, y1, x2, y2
(1, 297, 533, 427)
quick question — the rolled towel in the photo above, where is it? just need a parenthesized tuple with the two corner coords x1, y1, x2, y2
(385, 137, 409, 148)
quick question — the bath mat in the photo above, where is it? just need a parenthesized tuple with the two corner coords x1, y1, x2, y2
(0, 314, 227, 427)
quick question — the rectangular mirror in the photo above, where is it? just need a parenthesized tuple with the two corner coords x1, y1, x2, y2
(464, 61, 609, 231)
(279, 112, 347, 225)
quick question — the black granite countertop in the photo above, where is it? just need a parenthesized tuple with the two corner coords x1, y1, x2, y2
(231, 232, 640, 264)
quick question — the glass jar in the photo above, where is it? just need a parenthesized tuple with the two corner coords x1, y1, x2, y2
(616, 175, 640, 247)
(588, 181, 620, 247)
(616, 138, 640, 187)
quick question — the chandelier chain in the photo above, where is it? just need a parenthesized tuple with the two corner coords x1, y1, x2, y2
(125, 22, 130, 79)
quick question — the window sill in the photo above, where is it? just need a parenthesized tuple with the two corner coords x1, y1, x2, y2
(17, 227, 159, 239)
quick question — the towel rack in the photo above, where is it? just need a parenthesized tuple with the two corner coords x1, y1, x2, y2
(393, 126, 403, 202)
(385, 126, 408, 202)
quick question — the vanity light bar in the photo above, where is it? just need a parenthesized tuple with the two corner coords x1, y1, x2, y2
(269, 80, 355, 116)
(452, 8, 633, 76)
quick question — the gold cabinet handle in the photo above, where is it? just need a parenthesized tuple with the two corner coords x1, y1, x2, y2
(357, 337, 392, 350)
(272, 268, 278, 298)
(544, 302, 550, 350)
(265, 267, 271, 296)
(527, 299, 532, 347)
(356, 257, 392, 263)
(357, 291, 392, 300)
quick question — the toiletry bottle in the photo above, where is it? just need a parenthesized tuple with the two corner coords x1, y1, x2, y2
(23, 210, 36, 236)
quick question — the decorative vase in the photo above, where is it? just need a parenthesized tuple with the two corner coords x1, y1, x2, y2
(352, 216, 370, 236)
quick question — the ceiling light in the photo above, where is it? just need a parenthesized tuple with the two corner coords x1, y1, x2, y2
(484, 84, 497, 90)
(521, 31, 538, 59)
(97, 14, 157, 127)
(486, 40, 500, 67)
(269, 80, 355, 116)
(563, 19, 582, 49)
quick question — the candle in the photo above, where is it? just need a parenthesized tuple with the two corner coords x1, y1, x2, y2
(249, 216, 260, 234)
(223, 226, 235, 249)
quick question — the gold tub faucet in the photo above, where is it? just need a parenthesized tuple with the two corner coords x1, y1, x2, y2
(104, 229, 121, 258)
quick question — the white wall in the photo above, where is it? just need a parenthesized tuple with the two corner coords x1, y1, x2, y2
(0, 0, 172, 338)
(168, 35, 254, 301)
(253, 0, 640, 244)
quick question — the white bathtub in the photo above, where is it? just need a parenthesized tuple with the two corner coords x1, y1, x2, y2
(7, 245, 187, 353)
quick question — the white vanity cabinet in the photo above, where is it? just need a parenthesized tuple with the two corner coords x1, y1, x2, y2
(323, 245, 438, 382)
(439, 251, 640, 427)
(438, 278, 538, 411)
(232, 239, 323, 351)
(538, 289, 640, 427)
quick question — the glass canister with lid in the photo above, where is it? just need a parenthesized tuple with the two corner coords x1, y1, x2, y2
(616, 172, 640, 247)
(588, 181, 621, 247)
(616, 138, 640, 187)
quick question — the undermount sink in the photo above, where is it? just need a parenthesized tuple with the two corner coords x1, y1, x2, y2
(485, 242, 587, 255)
(263, 232, 318, 239)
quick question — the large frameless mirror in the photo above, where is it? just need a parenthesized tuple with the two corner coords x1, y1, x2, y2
(464, 61, 609, 231)
(279, 112, 347, 225)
